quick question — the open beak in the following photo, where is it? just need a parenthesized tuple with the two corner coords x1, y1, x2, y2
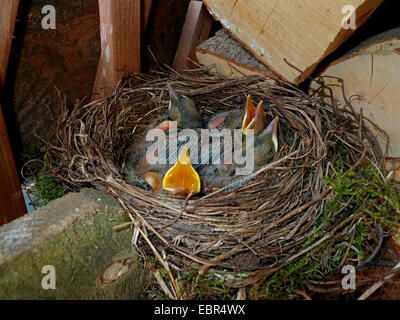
(245, 101, 266, 136)
(264, 117, 279, 152)
(167, 84, 179, 102)
(241, 95, 256, 134)
(162, 146, 201, 195)
(167, 84, 179, 112)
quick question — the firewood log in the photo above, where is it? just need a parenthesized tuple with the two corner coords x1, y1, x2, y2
(311, 27, 400, 181)
(203, 0, 384, 83)
(195, 29, 276, 79)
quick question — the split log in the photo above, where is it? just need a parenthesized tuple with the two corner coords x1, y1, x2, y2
(311, 27, 400, 181)
(202, 0, 384, 83)
(195, 29, 276, 78)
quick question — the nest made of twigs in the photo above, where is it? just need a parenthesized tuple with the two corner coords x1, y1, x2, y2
(48, 66, 392, 292)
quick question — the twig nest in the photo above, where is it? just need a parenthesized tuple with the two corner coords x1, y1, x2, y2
(49, 68, 392, 288)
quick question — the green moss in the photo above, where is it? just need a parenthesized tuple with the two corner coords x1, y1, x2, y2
(24, 147, 67, 207)
(178, 270, 236, 300)
(324, 165, 400, 227)
(352, 221, 370, 261)
(246, 157, 400, 299)
(261, 257, 319, 299)
(33, 169, 66, 207)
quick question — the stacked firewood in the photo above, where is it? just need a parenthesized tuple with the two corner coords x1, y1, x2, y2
(174, 0, 400, 181)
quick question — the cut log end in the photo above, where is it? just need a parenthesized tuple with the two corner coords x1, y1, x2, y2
(311, 27, 400, 180)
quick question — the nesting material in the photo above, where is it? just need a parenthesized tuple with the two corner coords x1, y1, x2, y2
(48, 67, 391, 289)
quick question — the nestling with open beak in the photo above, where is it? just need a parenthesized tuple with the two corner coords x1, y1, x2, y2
(205, 95, 258, 134)
(123, 128, 203, 196)
(162, 146, 201, 196)
(199, 101, 279, 191)
(122, 84, 202, 180)
(122, 84, 203, 188)
(123, 93, 279, 195)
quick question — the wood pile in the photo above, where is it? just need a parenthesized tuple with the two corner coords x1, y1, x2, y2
(310, 28, 400, 163)
(177, 0, 400, 180)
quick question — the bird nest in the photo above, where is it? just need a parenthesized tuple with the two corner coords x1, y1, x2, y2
(48, 67, 395, 294)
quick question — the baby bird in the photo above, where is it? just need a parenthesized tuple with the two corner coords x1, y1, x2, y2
(162, 146, 201, 196)
(123, 92, 279, 195)
(123, 128, 203, 195)
(253, 116, 279, 166)
(205, 95, 257, 134)
(199, 103, 279, 191)
(136, 84, 202, 137)
(157, 96, 269, 193)
(167, 84, 202, 129)
(122, 85, 203, 194)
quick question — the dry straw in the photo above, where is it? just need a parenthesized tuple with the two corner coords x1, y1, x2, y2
(48, 66, 392, 293)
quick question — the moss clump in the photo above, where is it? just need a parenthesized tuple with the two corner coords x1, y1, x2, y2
(177, 269, 237, 300)
(324, 165, 400, 227)
(23, 148, 66, 208)
(32, 168, 66, 207)
(247, 163, 400, 300)
(253, 256, 323, 299)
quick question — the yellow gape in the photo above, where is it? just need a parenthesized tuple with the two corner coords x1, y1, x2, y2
(245, 100, 266, 136)
(162, 146, 201, 195)
(241, 95, 257, 134)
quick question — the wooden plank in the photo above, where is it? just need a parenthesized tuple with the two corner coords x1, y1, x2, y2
(0, 0, 20, 89)
(173, 0, 213, 72)
(142, 0, 153, 41)
(92, 0, 141, 100)
(203, 0, 384, 83)
(0, 0, 27, 225)
(0, 105, 27, 225)
(310, 28, 400, 181)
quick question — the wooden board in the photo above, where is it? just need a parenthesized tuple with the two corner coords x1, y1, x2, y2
(141, 0, 153, 41)
(196, 29, 276, 78)
(310, 27, 400, 181)
(92, 0, 141, 99)
(0, 0, 20, 89)
(173, 0, 213, 71)
(4, 0, 100, 154)
(0, 0, 27, 224)
(0, 105, 27, 225)
(203, 0, 384, 83)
